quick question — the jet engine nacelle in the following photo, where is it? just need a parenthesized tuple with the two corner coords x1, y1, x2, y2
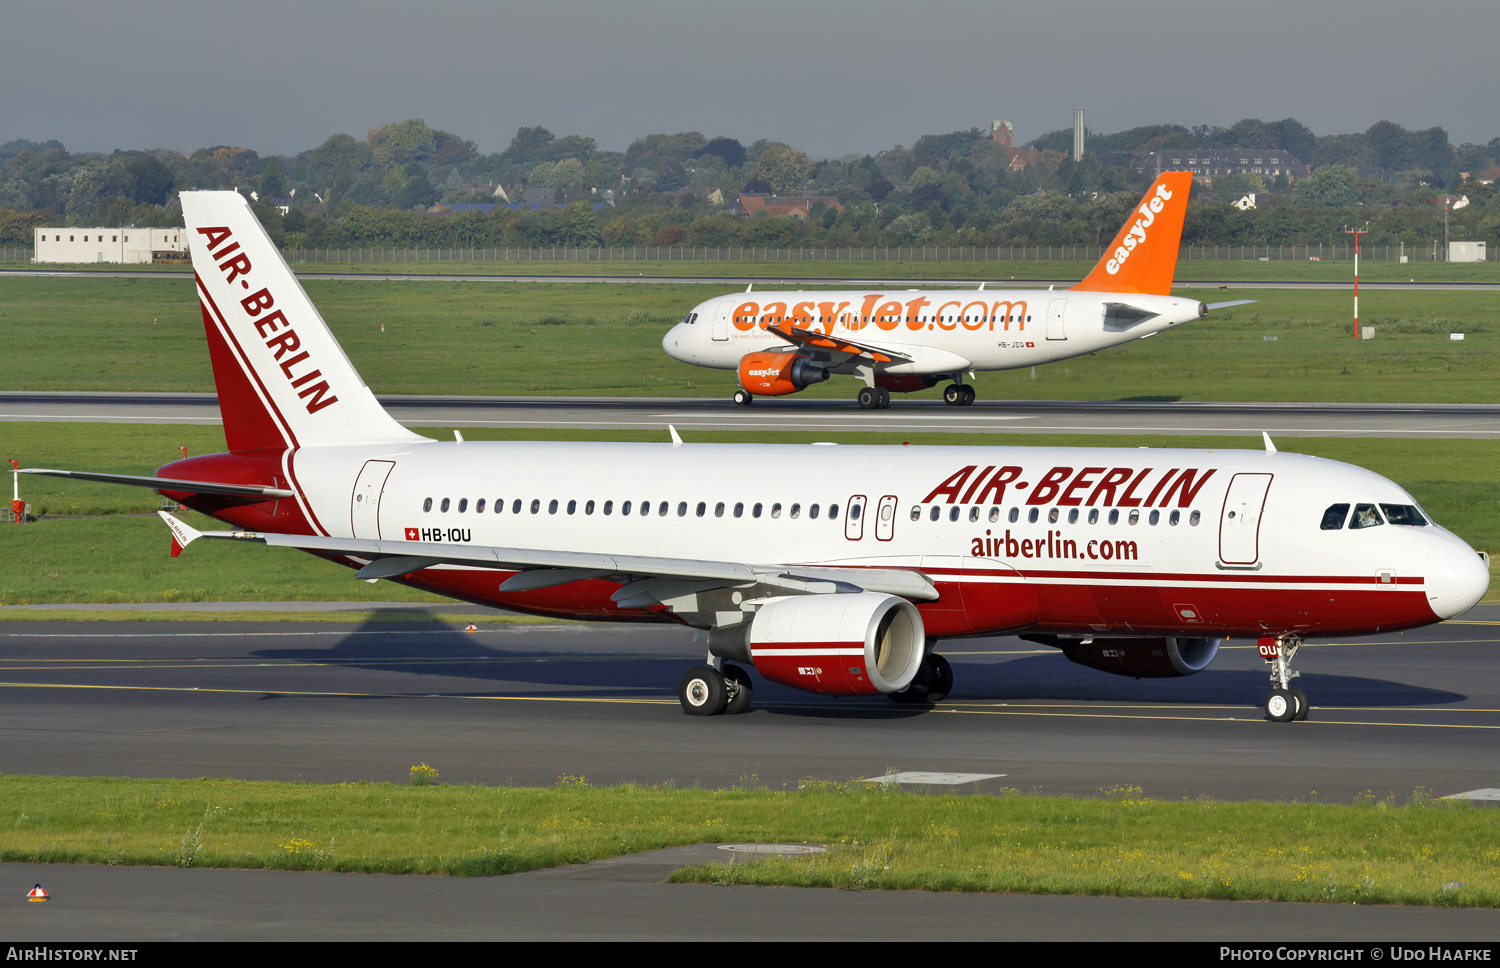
(1051, 636, 1223, 678)
(708, 592, 926, 695)
(737, 352, 830, 397)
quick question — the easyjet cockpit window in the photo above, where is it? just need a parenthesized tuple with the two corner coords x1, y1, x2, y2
(1349, 503, 1384, 529)
(1381, 504, 1428, 526)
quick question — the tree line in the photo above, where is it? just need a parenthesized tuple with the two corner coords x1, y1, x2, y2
(2, 116, 1496, 251)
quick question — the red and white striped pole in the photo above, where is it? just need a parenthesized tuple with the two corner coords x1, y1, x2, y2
(1345, 224, 1368, 338)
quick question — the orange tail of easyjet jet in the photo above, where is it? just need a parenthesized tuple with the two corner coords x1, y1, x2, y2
(1071, 171, 1192, 296)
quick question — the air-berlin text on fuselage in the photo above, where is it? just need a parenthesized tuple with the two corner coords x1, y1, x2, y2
(922, 464, 1217, 508)
(196, 226, 339, 415)
(1106, 182, 1174, 276)
(731, 293, 1029, 335)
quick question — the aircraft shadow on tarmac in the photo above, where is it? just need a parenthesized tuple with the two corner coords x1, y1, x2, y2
(248, 612, 1463, 713)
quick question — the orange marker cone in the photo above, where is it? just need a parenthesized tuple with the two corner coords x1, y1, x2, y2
(27, 883, 48, 902)
(464, 623, 478, 632)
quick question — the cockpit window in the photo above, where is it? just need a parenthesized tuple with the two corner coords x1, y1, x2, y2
(1320, 503, 1350, 530)
(1380, 504, 1428, 526)
(1349, 503, 1384, 530)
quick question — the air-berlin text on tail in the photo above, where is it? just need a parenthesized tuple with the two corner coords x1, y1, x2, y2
(196, 225, 339, 415)
(731, 294, 1030, 335)
(1106, 182, 1174, 276)
(923, 464, 1216, 508)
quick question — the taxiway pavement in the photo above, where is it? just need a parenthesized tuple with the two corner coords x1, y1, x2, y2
(5, 392, 1500, 438)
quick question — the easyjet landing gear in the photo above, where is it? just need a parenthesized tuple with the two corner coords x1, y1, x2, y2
(943, 383, 976, 407)
(888, 652, 953, 705)
(733, 389, 754, 406)
(679, 663, 754, 715)
(1261, 634, 1309, 722)
(857, 386, 891, 410)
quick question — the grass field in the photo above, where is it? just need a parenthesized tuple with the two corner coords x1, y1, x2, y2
(1, 774, 1495, 905)
(1, 275, 1497, 400)
(2, 423, 1496, 604)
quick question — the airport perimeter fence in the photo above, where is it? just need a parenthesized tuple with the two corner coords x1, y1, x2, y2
(3, 243, 1493, 265)
(278, 243, 1493, 264)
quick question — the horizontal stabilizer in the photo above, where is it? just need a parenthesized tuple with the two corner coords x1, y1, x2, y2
(1205, 300, 1257, 311)
(22, 468, 295, 498)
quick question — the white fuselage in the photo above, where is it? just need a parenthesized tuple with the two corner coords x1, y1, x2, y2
(662, 289, 1205, 376)
(234, 438, 1487, 638)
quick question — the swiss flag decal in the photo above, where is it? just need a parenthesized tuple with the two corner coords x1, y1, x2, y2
(405, 528, 419, 540)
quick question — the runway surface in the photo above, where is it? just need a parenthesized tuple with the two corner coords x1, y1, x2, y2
(6, 391, 1500, 438)
(2, 609, 1499, 939)
(5, 610, 1498, 798)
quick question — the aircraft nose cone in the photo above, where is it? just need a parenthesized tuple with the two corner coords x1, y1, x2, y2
(662, 324, 683, 359)
(1424, 538, 1490, 620)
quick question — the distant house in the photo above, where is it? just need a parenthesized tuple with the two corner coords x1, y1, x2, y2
(991, 120, 1043, 170)
(1233, 193, 1269, 210)
(1140, 149, 1309, 183)
(733, 194, 844, 219)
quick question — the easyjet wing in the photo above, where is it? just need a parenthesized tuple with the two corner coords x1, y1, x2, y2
(769, 324, 909, 365)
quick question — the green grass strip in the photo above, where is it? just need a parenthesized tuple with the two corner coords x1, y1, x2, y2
(1, 775, 1496, 905)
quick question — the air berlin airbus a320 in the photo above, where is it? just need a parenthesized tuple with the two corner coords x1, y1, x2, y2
(663, 171, 1246, 409)
(25, 192, 1488, 721)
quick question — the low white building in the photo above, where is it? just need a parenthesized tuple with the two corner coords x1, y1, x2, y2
(1448, 241, 1487, 263)
(33, 227, 187, 264)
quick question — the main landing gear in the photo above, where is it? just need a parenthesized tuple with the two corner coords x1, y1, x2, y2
(733, 389, 754, 406)
(679, 662, 754, 716)
(857, 386, 891, 410)
(942, 383, 976, 407)
(1261, 634, 1309, 722)
(888, 653, 954, 705)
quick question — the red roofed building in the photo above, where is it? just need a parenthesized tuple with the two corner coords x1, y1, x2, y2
(734, 194, 844, 219)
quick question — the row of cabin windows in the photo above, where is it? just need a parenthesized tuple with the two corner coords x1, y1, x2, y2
(912, 504, 1202, 527)
(1319, 503, 1428, 531)
(419, 496, 1202, 528)
(423, 497, 847, 520)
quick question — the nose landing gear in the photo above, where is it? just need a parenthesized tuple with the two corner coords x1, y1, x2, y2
(1260, 635, 1308, 722)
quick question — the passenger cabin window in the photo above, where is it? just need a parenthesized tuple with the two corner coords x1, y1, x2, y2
(1349, 503, 1384, 529)
(1320, 504, 1350, 530)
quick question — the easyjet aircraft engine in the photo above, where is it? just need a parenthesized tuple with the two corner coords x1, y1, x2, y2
(1030, 635, 1223, 679)
(737, 352, 829, 397)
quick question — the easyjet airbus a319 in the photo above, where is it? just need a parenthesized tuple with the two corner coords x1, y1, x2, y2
(25, 191, 1488, 721)
(664, 172, 1249, 408)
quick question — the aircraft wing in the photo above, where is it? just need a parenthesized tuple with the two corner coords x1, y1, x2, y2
(767, 324, 909, 365)
(158, 512, 939, 601)
(22, 468, 296, 499)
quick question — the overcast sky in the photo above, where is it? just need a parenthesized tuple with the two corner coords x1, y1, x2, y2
(4, 0, 1496, 159)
